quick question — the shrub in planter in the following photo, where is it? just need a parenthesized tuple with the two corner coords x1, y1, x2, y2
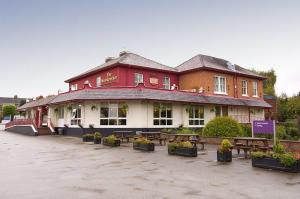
(82, 133, 94, 142)
(217, 139, 232, 162)
(103, 135, 121, 147)
(168, 141, 197, 157)
(203, 117, 243, 137)
(251, 143, 300, 173)
(94, 132, 102, 144)
(133, 138, 155, 151)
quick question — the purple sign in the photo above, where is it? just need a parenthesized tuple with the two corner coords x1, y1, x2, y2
(252, 120, 275, 134)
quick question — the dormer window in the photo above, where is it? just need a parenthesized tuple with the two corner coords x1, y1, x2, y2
(162, 76, 170, 90)
(70, 84, 78, 91)
(134, 73, 143, 84)
(214, 76, 226, 94)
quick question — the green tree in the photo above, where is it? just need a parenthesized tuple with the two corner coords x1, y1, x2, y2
(3, 104, 17, 119)
(252, 69, 277, 96)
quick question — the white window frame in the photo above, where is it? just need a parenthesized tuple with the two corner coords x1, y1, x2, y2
(153, 103, 173, 126)
(242, 80, 248, 96)
(99, 103, 127, 126)
(162, 76, 170, 90)
(58, 107, 64, 119)
(214, 76, 227, 94)
(252, 81, 258, 97)
(188, 105, 205, 127)
(134, 73, 144, 84)
(70, 84, 78, 91)
(70, 105, 81, 126)
(96, 76, 101, 87)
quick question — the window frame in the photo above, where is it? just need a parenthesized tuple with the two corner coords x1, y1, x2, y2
(242, 80, 248, 96)
(188, 105, 205, 127)
(252, 81, 258, 97)
(70, 84, 78, 91)
(99, 103, 127, 126)
(96, 76, 101, 87)
(70, 105, 81, 126)
(134, 73, 144, 84)
(214, 76, 227, 94)
(162, 76, 171, 90)
(153, 103, 173, 126)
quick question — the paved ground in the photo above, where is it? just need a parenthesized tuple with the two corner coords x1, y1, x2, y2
(0, 131, 300, 199)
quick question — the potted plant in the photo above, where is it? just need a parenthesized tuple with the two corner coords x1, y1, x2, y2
(102, 135, 121, 147)
(251, 143, 300, 173)
(168, 141, 197, 157)
(217, 139, 232, 162)
(133, 137, 155, 151)
(94, 132, 102, 144)
(82, 133, 94, 142)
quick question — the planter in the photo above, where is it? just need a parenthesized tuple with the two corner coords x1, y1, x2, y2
(82, 137, 94, 142)
(252, 157, 300, 173)
(94, 138, 101, 144)
(217, 151, 232, 162)
(102, 138, 121, 147)
(133, 142, 155, 151)
(168, 147, 198, 157)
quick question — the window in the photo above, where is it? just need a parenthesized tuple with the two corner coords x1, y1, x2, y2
(153, 103, 172, 126)
(58, 107, 64, 119)
(215, 106, 228, 117)
(96, 76, 101, 87)
(214, 76, 226, 94)
(70, 84, 78, 91)
(242, 80, 248, 96)
(71, 105, 81, 125)
(100, 103, 127, 126)
(134, 73, 143, 84)
(189, 105, 204, 126)
(162, 76, 170, 90)
(253, 81, 258, 97)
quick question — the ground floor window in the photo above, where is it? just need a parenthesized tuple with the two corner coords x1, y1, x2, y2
(215, 106, 228, 117)
(189, 105, 204, 126)
(153, 103, 172, 126)
(71, 105, 81, 125)
(100, 103, 127, 126)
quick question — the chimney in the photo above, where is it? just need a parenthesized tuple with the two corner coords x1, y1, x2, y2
(105, 57, 115, 63)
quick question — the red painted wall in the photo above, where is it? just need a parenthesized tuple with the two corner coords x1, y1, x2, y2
(68, 65, 179, 90)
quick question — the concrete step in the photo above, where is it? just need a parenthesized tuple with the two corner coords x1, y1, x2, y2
(37, 127, 52, 136)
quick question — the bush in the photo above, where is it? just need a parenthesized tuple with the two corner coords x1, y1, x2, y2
(105, 135, 117, 144)
(134, 137, 151, 144)
(94, 132, 102, 139)
(161, 128, 175, 134)
(203, 117, 243, 137)
(286, 127, 299, 138)
(218, 139, 232, 152)
(273, 142, 285, 154)
(279, 153, 298, 167)
(178, 141, 193, 148)
(241, 124, 252, 137)
(82, 133, 94, 139)
(276, 125, 287, 140)
(176, 127, 195, 134)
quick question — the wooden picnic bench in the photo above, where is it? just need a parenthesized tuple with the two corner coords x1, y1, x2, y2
(233, 137, 270, 158)
(113, 131, 135, 143)
(138, 132, 167, 145)
(169, 134, 206, 150)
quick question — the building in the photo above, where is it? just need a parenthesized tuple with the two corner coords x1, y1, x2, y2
(7, 51, 271, 136)
(264, 95, 277, 121)
(0, 96, 27, 119)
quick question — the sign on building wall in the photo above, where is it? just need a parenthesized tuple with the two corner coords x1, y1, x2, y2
(149, 77, 158, 85)
(101, 72, 118, 85)
(252, 120, 276, 144)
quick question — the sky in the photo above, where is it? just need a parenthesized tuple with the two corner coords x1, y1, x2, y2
(0, 0, 299, 98)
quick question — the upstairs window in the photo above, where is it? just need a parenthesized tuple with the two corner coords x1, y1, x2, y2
(242, 80, 248, 96)
(188, 105, 204, 126)
(134, 73, 144, 84)
(162, 76, 170, 90)
(253, 81, 258, 97)
(96, 76, 101, 87)
(70, 84, 78, 91)
(214, 76, 226, 94)
(153, 103, 172, 126)
(100, 103, 127, 126)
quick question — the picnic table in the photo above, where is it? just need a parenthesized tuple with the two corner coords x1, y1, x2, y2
(139, 132, 167, 145)
(169, 134, 206, 150)
(113, 131, 135, 143)
(233, 137, 270, 158)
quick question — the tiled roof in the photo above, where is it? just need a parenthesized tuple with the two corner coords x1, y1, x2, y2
(0, 97, 27, 105)
(65, 52, 176, 82)
(18, 96, 57, 110)
(176, 54, 265, 79)
(49, 88, 271, 108)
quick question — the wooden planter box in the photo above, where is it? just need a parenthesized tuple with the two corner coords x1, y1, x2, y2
(82, 137, 94, 142)
(168, 147, 198, 157)
(217, 151, 232, 162)
(102, 138, 121, 147)
(94, 138, 101, 144)
(133, 142, 155, 151)
(252, 157, 300, 173)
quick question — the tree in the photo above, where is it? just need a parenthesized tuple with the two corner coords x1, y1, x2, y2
(2, 104, 17, 120)
(252, 69, 277, 96)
